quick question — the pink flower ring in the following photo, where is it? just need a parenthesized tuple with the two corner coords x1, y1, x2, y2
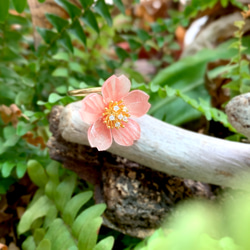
(80, 75, 151, 151)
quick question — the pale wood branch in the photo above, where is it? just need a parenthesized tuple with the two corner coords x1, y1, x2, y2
(58, 101, 250, 190)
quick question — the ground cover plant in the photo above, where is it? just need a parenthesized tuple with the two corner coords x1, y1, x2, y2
(1, 0, 250, 249)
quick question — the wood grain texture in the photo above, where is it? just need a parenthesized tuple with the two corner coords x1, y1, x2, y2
(59, 101, 250, 189)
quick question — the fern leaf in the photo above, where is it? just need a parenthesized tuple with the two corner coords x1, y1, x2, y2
(18, 195, 53, 234)
(33, 228, 46, 246)
(46, 161, 60, 184)
(27, 160, 48, 187)
(54, 173, 77, 212)
(36, 239, 51, 250)
(43, 205, 58, 229)
(62, 191, 93, 226)
(72, 203, 106, 237)
(93, 236, 115, 250)
(45, 218, 77, 250)
(22, 236, 36, 250)
(78, 217, 103, 250)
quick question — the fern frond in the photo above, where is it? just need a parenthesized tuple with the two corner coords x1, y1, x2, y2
(18, 160, 114, 250)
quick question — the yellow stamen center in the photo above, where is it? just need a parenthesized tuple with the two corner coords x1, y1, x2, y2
(103, 100, 130, 129)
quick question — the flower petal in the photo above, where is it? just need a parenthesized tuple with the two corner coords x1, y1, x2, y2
(123, 90, 151, 117)
(80, 93, 105, 124)
(112, 119, 140, 146)
(88, 119, 112, 151)
(102, 75, 131, 104)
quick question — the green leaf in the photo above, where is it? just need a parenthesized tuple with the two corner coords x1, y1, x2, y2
(93, 236, 114, 250)
(115, 46, 129, 61)
(37, 239, 51, 250)
(54, 174, 77, 212)
(113, 0, 125, 14)
(0, 0, 9, 23)
(34, 228, 46, 246)
(220, 0, 228, 7)
(82, 9, 99, 34)
(72, 204, 106, 237)
(38, 0, 46, 2)
(16, 121, 33, 136)
(55, 0, 81, 19)
(48, 93, 64, 103)
(58, 32, 74, 53)
(149, 46, 237, 125)
(78, 0, 93, 8)
(16, 161, 27, 178)
(52, 52, 69, 61)
(68, 247, 78, 250)
(0, 47, 24, 62)
(37, 27, 57, 44)
(0, 65, 19, 78)
(27, 160, 48, 187)
(52, 67, 68, 77)
(43, 205, 58, 229)
(15, 89, 34, 106)
(3, 126, 16, 139)
(2, 161, 15, 178)
(46, 13, 69, 32)
(78, 217, 103, 250)
(137, 29, 151, 42)
(2, 126, 20, 148)
(12, 0, 26, 13)
(94, 0, 112, 27)
(46, 161, 60, 184)
(45, 218, 77, 250)
(128, 38, 141, 50)
(70, 19, 87, 46)
(3, 134, 20, 148)
(18, 195, 53, 234)
(22, 236, 36, 250)
(62, 191, 93, 226)
(69, 62, 82, 73)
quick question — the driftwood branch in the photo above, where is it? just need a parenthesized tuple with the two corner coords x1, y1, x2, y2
(182, 12, 250, 58)
(58, 101, 250, 190)
(48, 105, 213, 238)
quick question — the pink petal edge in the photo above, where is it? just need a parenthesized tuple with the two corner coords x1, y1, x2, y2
(88, 119, 112, 151)
(102, 75, 131, 104)
(123, 90, 151, 118)
(80, 93, 105, 124)
(112, 119, 140, 146)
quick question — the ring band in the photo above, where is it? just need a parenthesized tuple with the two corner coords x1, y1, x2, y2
(67, 87, 102, 96)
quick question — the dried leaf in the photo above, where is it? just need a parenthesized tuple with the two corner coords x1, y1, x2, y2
(0, 105, 12, 124)
(9, 104, 21, 117)
(0, 104, 21, 126)
(242, 4, 250, 19)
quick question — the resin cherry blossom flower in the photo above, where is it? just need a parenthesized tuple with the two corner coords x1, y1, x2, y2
(80, 75, 151, 151)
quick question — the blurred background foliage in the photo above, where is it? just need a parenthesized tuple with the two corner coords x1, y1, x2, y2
(0, 0, 250, 249)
